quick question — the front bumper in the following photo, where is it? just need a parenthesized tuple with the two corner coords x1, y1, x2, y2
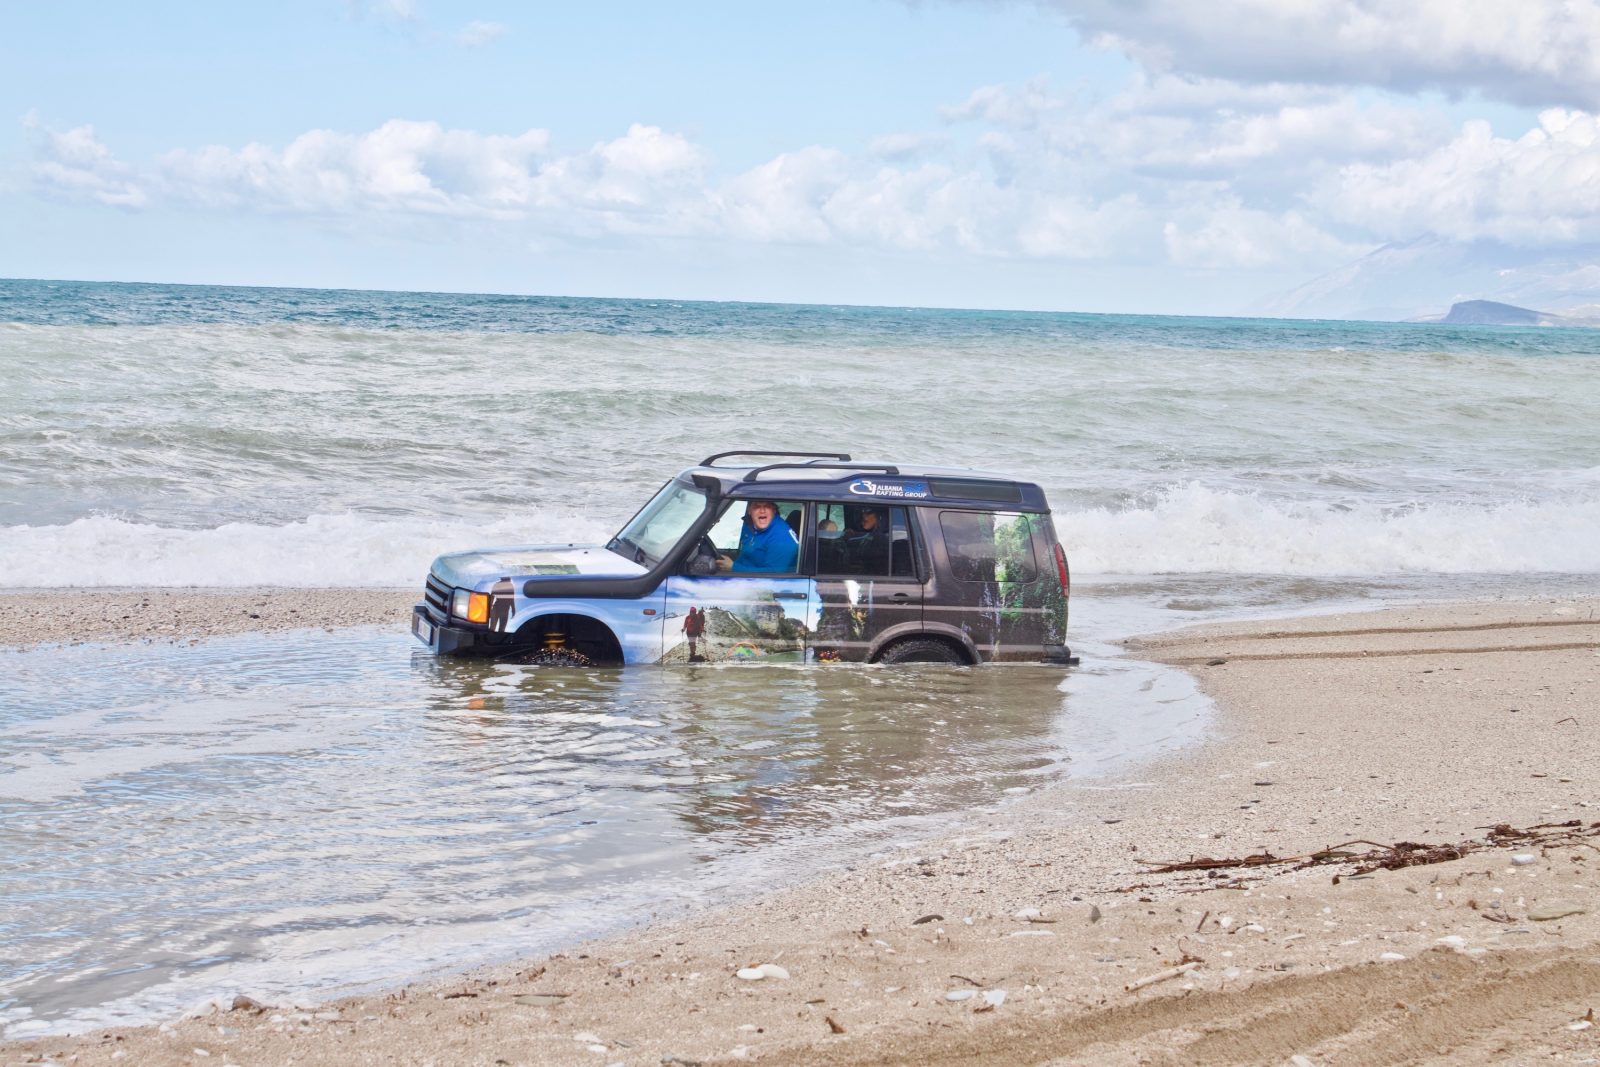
(412, 604, 482, 655)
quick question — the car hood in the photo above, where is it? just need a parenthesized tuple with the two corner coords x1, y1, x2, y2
(431, 544, 647, 588)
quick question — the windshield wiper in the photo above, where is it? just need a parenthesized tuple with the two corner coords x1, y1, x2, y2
(608, 536, 647, 564)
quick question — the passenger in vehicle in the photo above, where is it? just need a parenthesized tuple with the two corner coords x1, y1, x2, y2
(847, 508, 883, 536)
(817, 517, 844, 571)
(718, 499, 799, 574)
(843, 507, 890, 573)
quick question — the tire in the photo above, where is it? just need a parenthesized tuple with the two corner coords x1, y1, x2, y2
(875, 637, 966, 665)
(497, 646, 596, 667)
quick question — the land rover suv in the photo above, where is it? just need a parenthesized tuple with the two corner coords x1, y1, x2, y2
(412, 452, 1072, 666)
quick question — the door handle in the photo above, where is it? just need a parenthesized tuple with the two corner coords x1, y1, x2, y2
(773, 591, 808, 600)
(889, 592, 913, 601)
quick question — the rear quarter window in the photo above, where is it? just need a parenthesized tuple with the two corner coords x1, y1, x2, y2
(939, 511, 1039, 583)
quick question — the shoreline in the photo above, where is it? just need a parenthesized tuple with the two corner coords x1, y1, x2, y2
(0, 587, 417, 647)
(5, 592, 1600, 1064)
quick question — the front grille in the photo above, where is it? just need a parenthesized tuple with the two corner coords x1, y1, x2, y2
(424, 574, 452, 617)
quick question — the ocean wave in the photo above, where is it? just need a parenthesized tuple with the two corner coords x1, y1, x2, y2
(0, 512, 612, 588)
(3, 488, 1599, 588)
(1060, 484, 1600, 574)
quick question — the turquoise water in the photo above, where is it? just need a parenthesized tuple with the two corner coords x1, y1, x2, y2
(4, 278, 1599, 585)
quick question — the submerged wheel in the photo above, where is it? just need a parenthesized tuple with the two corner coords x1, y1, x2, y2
(497, 646, 597, 667)
(875, 637, 966, 666)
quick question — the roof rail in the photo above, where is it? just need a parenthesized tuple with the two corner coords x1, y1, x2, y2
(742, 461, 900, 483)
(700, 450, 851, 467)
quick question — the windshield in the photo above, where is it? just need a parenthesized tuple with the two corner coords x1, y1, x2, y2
(608, 481, 707, 566)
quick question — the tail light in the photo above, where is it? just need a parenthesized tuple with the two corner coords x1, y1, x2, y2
(1053, 543, 1070, 596)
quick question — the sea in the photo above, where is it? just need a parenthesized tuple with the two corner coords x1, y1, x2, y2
(3, 277, 1599, 1037)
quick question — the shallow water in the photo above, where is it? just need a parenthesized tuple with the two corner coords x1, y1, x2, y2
(0, 594, 1217, 1038)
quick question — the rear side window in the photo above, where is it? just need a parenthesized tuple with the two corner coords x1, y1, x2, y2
(815, 504, 916, 578)
(939, 511, 1038, 583)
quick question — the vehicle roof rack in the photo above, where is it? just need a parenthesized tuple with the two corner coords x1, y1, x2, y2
(700, 450, 851, 467)
(740, 461, 901, 483)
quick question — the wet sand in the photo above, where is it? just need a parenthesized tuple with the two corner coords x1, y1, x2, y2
(0, 588, 416, 646)
(5, 594, 1600, 1065)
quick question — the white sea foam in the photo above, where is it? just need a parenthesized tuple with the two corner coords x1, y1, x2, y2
(1061, 483, 1600, 574)
(0, 511, 611, 588)
(3, 485, 1598, 587)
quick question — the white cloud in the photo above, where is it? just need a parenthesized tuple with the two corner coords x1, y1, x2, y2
(1107, 73, 1337, 117)
(351, 0, 418, 23)
(1164, 198, 1368, 268)
(867, 131, 950, 161)
(43, 75, 1599, 278)
(929, 78, 1447, 190)
(941, 77, 1065, 128)
(822, 166, 999, 253)
(1318, 108, 1600, 245)
(456, 20, 506, 47)
(160, 120, 552, 218)
(720, 153, 1147, 261)
(1121, 96, 1447, 178)
(720, 147, 851, 243)
(1017, 193, 1149, 259)
(1038, 0, 1600, 109)
(25, 116, 146, 208)
(14, 102, 1373, 269)
(527, 124, 714, 234)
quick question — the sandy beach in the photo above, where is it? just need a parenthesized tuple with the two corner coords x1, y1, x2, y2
(0, 588, 417, 648)
(5, 593, 1600, 1066)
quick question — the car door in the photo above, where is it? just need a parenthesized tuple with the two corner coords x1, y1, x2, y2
(924, 508, 1048, 662)
(660, 499, 816, 664)
(809, 503, 923, 662)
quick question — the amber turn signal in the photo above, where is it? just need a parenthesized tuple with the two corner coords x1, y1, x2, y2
(466, 591, 490, 624)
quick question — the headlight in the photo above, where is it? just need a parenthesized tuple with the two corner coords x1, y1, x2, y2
(452, 588, 490, 623)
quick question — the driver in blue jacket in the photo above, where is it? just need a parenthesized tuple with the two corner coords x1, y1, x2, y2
(717, 499, 799, 573)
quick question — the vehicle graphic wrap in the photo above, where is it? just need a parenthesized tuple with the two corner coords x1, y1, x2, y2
(660, 576, 819, 664)
(486, 592, 666, 663)
(927, 510, 1064, 661)
(811, 577, 921, 662)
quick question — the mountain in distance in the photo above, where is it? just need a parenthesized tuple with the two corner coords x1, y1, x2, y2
(1416, 299, 1566, 326)
(1252, 235, 1600, 323)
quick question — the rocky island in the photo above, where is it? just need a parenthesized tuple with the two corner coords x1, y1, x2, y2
(1441, 299, 1559, 325)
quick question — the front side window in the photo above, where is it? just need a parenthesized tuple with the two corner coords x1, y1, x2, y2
(939, 511, 1038, 583)
(815, 504, 915, 578)
(610, 482, 707, 566)
(704, 499, 804, 574)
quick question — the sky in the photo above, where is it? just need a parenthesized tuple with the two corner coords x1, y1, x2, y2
(3, 1, 1598, 315)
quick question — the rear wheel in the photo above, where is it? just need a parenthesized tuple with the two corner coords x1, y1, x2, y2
(875, 637, 967, 665)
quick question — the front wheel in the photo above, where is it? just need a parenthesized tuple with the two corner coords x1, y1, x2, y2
(875, 638, 966, 665)
(496, 647, 597, 667)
